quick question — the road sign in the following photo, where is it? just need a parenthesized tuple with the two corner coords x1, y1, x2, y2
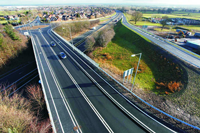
(123, 68, 134, 83)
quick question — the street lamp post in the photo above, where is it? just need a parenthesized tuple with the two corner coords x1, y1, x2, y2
(131, 53, 142, 91)
(68, 26, 73, 45)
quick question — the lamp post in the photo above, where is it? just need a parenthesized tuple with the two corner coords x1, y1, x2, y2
(68, 26, 73, 45)
(131, 53, 142, 91)
(63, 26, 73, 45)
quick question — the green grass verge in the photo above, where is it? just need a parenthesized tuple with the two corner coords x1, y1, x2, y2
(93, 21, 184, 93)
(123, 14, 152, 42)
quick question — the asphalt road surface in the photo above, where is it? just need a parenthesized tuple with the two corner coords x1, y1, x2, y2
(29, 18, 181, 132)
(121, 13, 200, 68)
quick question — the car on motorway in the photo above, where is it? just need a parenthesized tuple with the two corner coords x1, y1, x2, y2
(50, 41, 56, 47)
(59, 52, 67, 59)
(92, 27, 96, 30)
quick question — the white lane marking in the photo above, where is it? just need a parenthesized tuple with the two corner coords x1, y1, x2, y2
(50, 29, 176, 133)
(1, 69, 37, 92)
(31, 36, 57, 133)
(0, 63, 32, 81)
(41, 31, 113, 133)
(34, 35, 65, 133)
(35, 34, 82, 133)
(48, 30, 155, 133)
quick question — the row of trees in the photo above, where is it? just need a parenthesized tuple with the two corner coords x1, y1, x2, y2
(85, 26, 115, 52)
(55, 19, 100, 40)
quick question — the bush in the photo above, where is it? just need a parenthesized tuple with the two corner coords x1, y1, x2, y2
(4, 24, 19, 40)
(0, 84, 52, 133)
(96, 26, 115, 47)
(85, 36, 96, 52)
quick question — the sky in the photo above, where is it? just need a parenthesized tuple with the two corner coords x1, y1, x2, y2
(0, 0, 200, 7)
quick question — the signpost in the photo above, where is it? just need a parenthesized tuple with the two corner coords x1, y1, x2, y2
(123, 68, 134, 84)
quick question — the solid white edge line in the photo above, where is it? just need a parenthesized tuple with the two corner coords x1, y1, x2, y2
(41, 31, 113, 133)
(34, 35, 65, 133)
(48, 29, 155, 133)
(35, 34, 81, 133)
(50, 27, 176, 132)
(2, 69, 37, 91)
(31, 36, 57, 133)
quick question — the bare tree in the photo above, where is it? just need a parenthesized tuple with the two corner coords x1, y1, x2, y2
(131, 11, 143, 24)
(85, 36, 96, 52)
(96, 26, 115, 47)
(160, 16, 169, 30)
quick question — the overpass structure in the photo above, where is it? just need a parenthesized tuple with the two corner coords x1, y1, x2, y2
(27, 11, 200, 133)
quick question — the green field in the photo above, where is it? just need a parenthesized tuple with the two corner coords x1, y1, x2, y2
(125, 13, 161, 26)
(0, 20, 7, 24)
(93, 21, 184, 94)
(0, 20, 21, 24)
(125, 13, 200, 32)
(143, 13, 200, 20)
(0, 10, 27, 15)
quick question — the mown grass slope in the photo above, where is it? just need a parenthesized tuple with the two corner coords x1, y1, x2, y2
(92, 20, 184, 94)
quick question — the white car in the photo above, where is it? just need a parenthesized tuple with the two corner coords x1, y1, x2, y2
(92, 27, 96, 30)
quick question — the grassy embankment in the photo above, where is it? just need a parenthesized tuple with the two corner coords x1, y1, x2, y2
(92, 20, 184, 94)
(91, 19, 200, 120)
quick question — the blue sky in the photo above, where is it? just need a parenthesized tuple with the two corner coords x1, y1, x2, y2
(0, 0, 200, 6)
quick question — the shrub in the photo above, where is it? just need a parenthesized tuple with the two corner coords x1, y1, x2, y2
(155, 81, 182, 93)
(96, 26, 115, 47)
(85, 36, 96, 52)
(0, 84, 52, 133)
(4, 24, 19, 40)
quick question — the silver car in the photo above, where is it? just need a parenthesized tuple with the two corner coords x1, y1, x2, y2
(59, 52, 67, 59)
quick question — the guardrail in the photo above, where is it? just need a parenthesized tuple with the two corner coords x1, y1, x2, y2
(51, 18, 200, 131)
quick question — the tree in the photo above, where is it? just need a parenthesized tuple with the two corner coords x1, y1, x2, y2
(131, 11, 143, 24)
(96, 26, 115, 47)
(167, 8, 173, 14)
(85, 36, 96, 52)
(76, 13, 80, 18)
(160, 16, 169, 30)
